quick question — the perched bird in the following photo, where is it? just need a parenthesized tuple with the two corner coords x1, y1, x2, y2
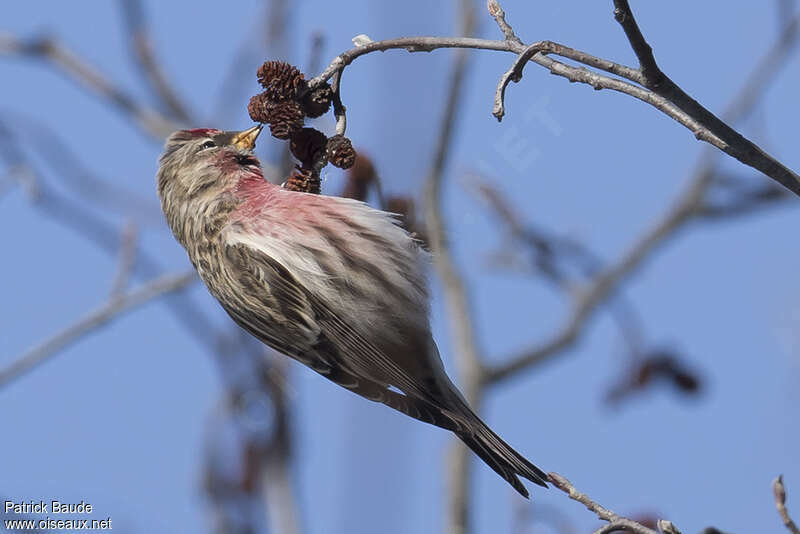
(156, 125, 547, 496)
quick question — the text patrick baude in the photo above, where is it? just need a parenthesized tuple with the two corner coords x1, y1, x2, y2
(4, 500, 112, 530)
(5, 500, 94, 514)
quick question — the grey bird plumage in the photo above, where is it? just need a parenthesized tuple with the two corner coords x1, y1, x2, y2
(156, 126, 548, 496)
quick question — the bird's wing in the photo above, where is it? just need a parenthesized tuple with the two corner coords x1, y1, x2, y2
(220, 240, 548, 495)
(220, 241, 461, 414)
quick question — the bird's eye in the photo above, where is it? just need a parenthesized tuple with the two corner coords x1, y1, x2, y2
(198, 140, 216, 151)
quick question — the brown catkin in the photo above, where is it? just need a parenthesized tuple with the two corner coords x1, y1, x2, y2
(300, 83, 333, 118)
(284, 166, 321, 194)
(265, 100, 305, 140)
(289, 128, 328, 167)
(326, 135, 356, 169)
(256, 61, 306, 101)
(247, 93, 270, 123)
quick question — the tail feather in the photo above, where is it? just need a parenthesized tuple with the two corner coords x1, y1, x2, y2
(459, 432, 531, 497)
(320, 358, 548, 497)
(382, 385, 548, 497)
(448, 396, 548, 497)
(460, 418, 548, 491)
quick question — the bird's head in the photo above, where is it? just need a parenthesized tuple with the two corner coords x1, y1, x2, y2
(156, 125, 263, 240)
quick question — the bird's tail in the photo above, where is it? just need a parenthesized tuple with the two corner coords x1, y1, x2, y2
(448, 395, 548, 498)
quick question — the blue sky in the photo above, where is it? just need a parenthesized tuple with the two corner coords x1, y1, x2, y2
(2, 1, 799, 533)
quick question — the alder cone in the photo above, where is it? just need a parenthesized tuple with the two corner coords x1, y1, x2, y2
(300, 84, 333, 118)
(256, 61, 306, 101)
(290, 128, 328, 167)
(266, 100, 305, 140)
(285, 166, 321, 194)
(326, 135, 356, 169)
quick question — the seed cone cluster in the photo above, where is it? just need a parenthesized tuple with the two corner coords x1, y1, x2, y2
(249, 60, 357, 194)
(326, 135, 356, 170)
(256, 61, 306, 101)
(285, 166, 322, 195)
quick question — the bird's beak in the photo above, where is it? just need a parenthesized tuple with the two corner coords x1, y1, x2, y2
(231, 124, 263, 151)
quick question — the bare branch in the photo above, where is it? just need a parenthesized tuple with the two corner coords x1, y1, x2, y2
(308, 35, 723, 152)
(0, 32, 179, 138)
(305, 2, 800, 194)
(418, 2, 484, 532)
(657, 520, 683, 534)
(486, 179, 700, 383)
(719, 16, 799, 123)
(774, 476, 800, 534)
(487, 0, 524, 46)
(493, 42, 551, 120)
(0, 116, 221, 350)
(12, 113, 161, 220)
(485, 4, 800, 384)
(549, 472, 662, 534)
(0, 271, 196, 388)
(423, 9, 484, 396)
(473, 180, 647, 359)
(698, 181, 792, 220)
(612, 0, 661, 85)
(119, 0, 194, 123)
(779, 0, 796, 29)
(330, 68, 347, 136)
(611, 1, 800, 195)
(109, 221, 138, 298)
(492, 39, 644, 120)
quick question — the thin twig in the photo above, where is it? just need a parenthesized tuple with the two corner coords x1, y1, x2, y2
(119, 0, 194, 123)
(774, 476, 800, 534)
(0, 271, 196, 388)
(493, 42, 551, 120)
(0, 117, 220, 351)
(9, 112, 161, 220)
(485, 4, 800, 384)
(308, 36, 719, 150)
(486, 175, 702, 383)
(487, 0, 524, 46)
(612, 0, 661, 85)
(610, 1, 800, 195)
(109, 221, 138, 298)
(549, 473, 661, 534)
(305, 2, 800, 194)
(0, 32, 178, 139)
(330, 69, 347, 136)
(473, 180, 647, 358)
(778, 0, 796, 29)
(592, 523, 642, 534)
(492, 35, 642, 119)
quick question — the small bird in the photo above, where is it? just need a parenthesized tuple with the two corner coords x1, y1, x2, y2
(156, 125, 547, 496)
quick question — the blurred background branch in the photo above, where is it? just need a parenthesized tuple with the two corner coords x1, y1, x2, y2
(0, 32, 179, 138)
(1, 1, 798, 533)
(119, 0, 196, 124)
(0, 270, 195, 388)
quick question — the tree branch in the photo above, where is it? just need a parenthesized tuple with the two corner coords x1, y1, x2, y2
(486, 176, 702, 383)
(304, 4, 800, 195)
(549, 472, 662, 534)
(0, 271, 195, 388)
(473, 179, 648, 360)
(0, 115, 221, 353)
(109, 220, 138, 298)
(774, 475, 800, 534)
(0, 32, 179, 139)
(484, 1, 800, 384)
(119, 0, 195, 123)
(611, 0, 800, 195)
(420, 2, 482, 533)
